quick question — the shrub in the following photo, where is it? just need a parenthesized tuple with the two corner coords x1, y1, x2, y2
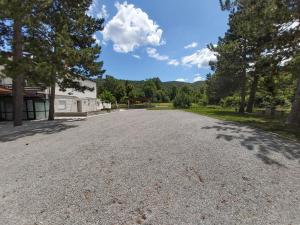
(100, 90, 116, 103)
(198, 96, 208, 106)
(220, 95, 240, 108)
(173, 91, 192, 109)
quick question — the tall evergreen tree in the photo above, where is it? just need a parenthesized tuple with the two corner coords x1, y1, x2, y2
(26, 0, 105, 120)
(285, 0, 300, 126)
(0, 0, 50, 126)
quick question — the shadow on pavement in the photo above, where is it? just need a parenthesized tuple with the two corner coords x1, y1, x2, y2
(202, 121, 300, 167)
(0, 119, 81, 142)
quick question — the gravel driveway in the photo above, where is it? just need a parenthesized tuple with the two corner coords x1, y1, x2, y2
(0, 109, 299, 225)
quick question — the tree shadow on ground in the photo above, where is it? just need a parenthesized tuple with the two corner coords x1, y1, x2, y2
(0, 119, 81, 142)
(202, 121, 300, 167)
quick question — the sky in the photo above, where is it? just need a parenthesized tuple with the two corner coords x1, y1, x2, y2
(88, 0, 229, 82)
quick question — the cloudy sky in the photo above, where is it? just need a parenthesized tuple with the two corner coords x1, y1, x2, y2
(88, 0, 229, 82)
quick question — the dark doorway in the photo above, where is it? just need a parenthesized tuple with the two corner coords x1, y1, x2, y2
(77, 100, 82, 113)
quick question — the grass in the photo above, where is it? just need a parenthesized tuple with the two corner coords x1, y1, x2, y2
(147, 103, 300, 141)
(147, 103, 174, 110)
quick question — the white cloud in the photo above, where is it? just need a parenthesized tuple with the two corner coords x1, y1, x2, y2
(133, 54, 141, 59)
(193, 74, 205, 82)
(103, 2, 164, 53)
(168, 59, 180, 66)
(176, 78, 188, 82)
(88, 2, 109, 20)
(92, 34, 101, 46)
(147, 48, 181, 67)
(182, 48, 217, 68)
(279, 20, 299, 32)
(147, 48, 169, 61)
(184, 42, 198, 49)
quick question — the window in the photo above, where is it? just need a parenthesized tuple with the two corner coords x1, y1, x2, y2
(58, 100, 67, 110)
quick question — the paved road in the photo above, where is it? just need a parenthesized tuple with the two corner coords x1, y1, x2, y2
(0, 110, 299, 225)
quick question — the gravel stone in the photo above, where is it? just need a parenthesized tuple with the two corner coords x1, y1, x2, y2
(0, 109, 299, 225)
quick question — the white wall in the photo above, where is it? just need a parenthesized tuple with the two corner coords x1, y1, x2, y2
(0, 66, 13, 86)
(54, 97, 102, 113)
(54, 79, 97, 99)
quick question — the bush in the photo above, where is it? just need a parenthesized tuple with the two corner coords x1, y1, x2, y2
(220, 95, 240, 108)
(198, 96, 208, 106)
(100, 90, 116, 103)
(173, 91, 192, 109)
(255, 93, 290, 109)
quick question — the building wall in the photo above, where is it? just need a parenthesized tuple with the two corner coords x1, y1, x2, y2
(0, 72, 105, 114)
(52, 79, 97, 99)
(0, 66, 12, 86)
(54, 96, 103, 113)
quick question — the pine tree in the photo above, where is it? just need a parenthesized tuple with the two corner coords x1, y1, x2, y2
(0, 0, 50, 126)
(286, 0, 300, 126)
(217, 0, 298, 115)
(26, 0, 105, 120)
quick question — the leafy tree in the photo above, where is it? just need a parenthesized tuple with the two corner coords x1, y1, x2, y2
(128, 88, 145, 102)
(143, 79, 157, 102)
(169, 86, 178, 101)
(100, 90, 116, 103)
(156, 89, 170, 103)
(102, 76, 125, 103)
(125, 80, 134, 96)
(152, 77, 162, 90)
(173, 89, 192, 109)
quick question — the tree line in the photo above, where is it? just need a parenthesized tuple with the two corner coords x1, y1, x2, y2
(0, 0, 105, 126)
(205, 0, 299, 125)
(96, 76, 206, 107)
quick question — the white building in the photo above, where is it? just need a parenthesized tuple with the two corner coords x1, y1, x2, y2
(46, 79, 106, 113)
(0, 74, 111, 121)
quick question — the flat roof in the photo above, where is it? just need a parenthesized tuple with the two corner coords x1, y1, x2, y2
(0, 86, 12, 95)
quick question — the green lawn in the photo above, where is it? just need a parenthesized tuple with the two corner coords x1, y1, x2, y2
(148, 103, 300, 141)
(147, 103, 174, 110)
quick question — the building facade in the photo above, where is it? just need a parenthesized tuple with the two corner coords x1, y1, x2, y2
(46, 79, 104, 114)
(0, 75, 110, 121)
(0, 77, 49, 121)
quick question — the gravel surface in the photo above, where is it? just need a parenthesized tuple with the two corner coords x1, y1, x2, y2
(0, 109, 299, 225)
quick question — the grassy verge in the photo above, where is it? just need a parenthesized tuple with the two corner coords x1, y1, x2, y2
(147, 103, 174, 110)
(146, 103, 299, 141)
(185, 105, 300, 141)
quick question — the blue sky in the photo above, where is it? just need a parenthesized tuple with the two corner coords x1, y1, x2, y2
(88, 0, 229, 82)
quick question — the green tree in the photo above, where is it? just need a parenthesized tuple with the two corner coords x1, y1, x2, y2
(0, 0, 50, 126)
(100, 90, 116, 103)
(285, 0, 300, 126)
(173, 88, 192, 109)
(143, 79, 157, 102)
(103, 76, 125, 103)
(169, 86, 178, 101)
(216, 0, 296, 115)
(27, 0, 105, 120)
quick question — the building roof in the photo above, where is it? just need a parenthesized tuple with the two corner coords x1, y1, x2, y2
(0, 86, 12, 95)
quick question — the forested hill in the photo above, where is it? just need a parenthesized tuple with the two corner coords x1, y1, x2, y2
(95, 76, 206, 104)
(96, 78, 205, 91)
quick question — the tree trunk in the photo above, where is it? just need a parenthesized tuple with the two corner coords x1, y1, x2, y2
(12, 20, 24, 126)
(239, 71, 247, 114)
(48, 79, 56, 121)
(287, 74, 300, 126)
(246, 74, 259, 113)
